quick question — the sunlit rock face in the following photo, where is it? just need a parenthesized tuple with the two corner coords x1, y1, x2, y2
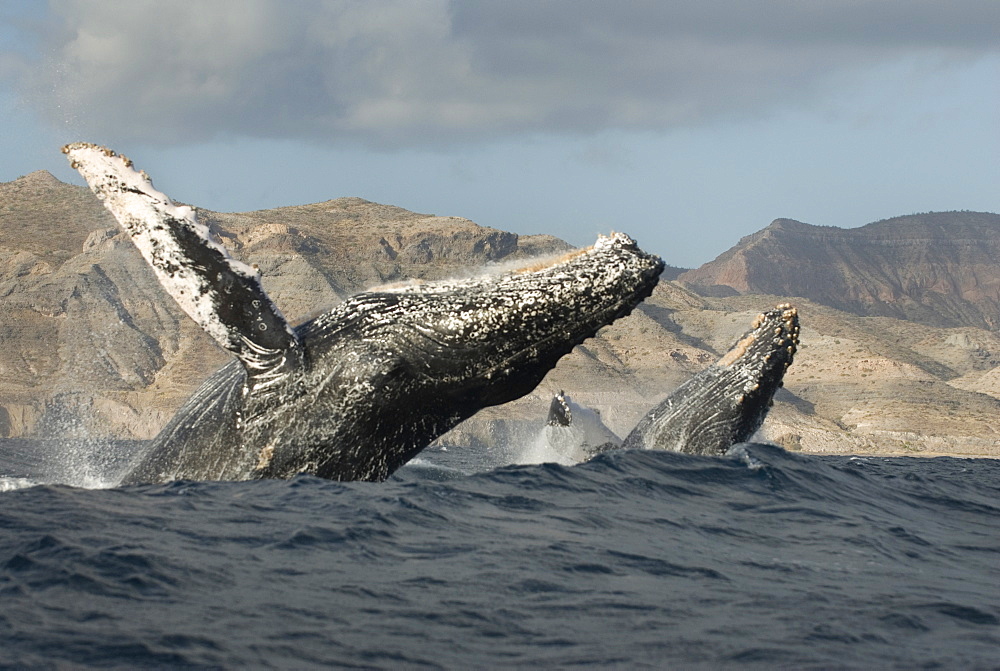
(0, 167, 570, 440)
(679, 213, 1000, 329)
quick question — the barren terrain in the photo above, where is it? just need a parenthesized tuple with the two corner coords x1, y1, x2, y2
(2, 171, 999, 457)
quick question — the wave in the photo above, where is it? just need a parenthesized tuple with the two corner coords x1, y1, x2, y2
(2, 444, 999, 668)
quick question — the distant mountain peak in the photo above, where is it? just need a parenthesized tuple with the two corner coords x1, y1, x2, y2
(12, 170, 63, 187)
(679, 211, 1000, 329)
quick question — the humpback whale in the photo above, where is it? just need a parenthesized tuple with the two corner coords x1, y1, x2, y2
(520, 391, 621, 466)
(63, 143, 664, 484)
(547, 391, 572, 427)
(621, 304, 799, 455)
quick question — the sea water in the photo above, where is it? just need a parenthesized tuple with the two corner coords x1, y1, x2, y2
(1, 440, 999, 669)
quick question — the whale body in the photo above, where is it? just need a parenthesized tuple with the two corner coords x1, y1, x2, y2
(64, 143, 664, 483)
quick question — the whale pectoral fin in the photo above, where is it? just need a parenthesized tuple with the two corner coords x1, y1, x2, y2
(64, 143, 301, 374)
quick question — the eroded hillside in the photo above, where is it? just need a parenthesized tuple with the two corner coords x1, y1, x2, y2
(2, 172, 999, 457)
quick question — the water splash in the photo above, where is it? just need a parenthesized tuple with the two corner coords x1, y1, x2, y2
(0, 476, 40, 492)
(515, 395, 622, 466)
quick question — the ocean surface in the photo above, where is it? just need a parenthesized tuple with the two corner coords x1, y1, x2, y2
(2, 438, 999, 669)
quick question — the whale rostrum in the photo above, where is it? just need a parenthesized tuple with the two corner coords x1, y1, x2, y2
(622, 304, 799, 455)
(63, 142, 665, 483)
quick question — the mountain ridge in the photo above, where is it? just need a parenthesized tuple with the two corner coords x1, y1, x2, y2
(2, 172, 1000, 458)
(679, 211, 1000, 329)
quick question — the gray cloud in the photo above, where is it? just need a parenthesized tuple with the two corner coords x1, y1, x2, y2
(7, 0, 999, 147)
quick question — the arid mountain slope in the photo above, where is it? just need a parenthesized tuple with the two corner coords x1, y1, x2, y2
(679, 212, 1000, 329)
(2, 172, 1000, 458)
(0, 172, 571, 438)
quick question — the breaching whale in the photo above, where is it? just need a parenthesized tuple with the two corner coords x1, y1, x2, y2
(547, 391, 573, 428)
(63, 143, 664, 484)
(517, 391, 622, 466)
(621, 304, 799, 455)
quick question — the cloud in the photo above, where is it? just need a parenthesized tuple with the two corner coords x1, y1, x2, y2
(6, 0, 1000, 147)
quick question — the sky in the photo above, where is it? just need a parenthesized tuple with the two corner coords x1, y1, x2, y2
(0, 1, 998, 268)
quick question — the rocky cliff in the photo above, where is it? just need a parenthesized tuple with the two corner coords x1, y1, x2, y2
(678, 212, 1000, 329)
(3, 172, 1000, 458)
(0, 172, 576, 439)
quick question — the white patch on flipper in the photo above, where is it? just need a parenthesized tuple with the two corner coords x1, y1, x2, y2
(64, 143, 298, 362)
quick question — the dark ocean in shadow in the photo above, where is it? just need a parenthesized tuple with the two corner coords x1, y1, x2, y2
(2, 439, 999, 669)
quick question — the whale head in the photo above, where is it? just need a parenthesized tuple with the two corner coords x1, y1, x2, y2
(369, 232, 665, 405)
(623, 303, 799, 455)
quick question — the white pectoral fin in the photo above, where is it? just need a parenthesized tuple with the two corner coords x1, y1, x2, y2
(64, 143, 300, 372)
